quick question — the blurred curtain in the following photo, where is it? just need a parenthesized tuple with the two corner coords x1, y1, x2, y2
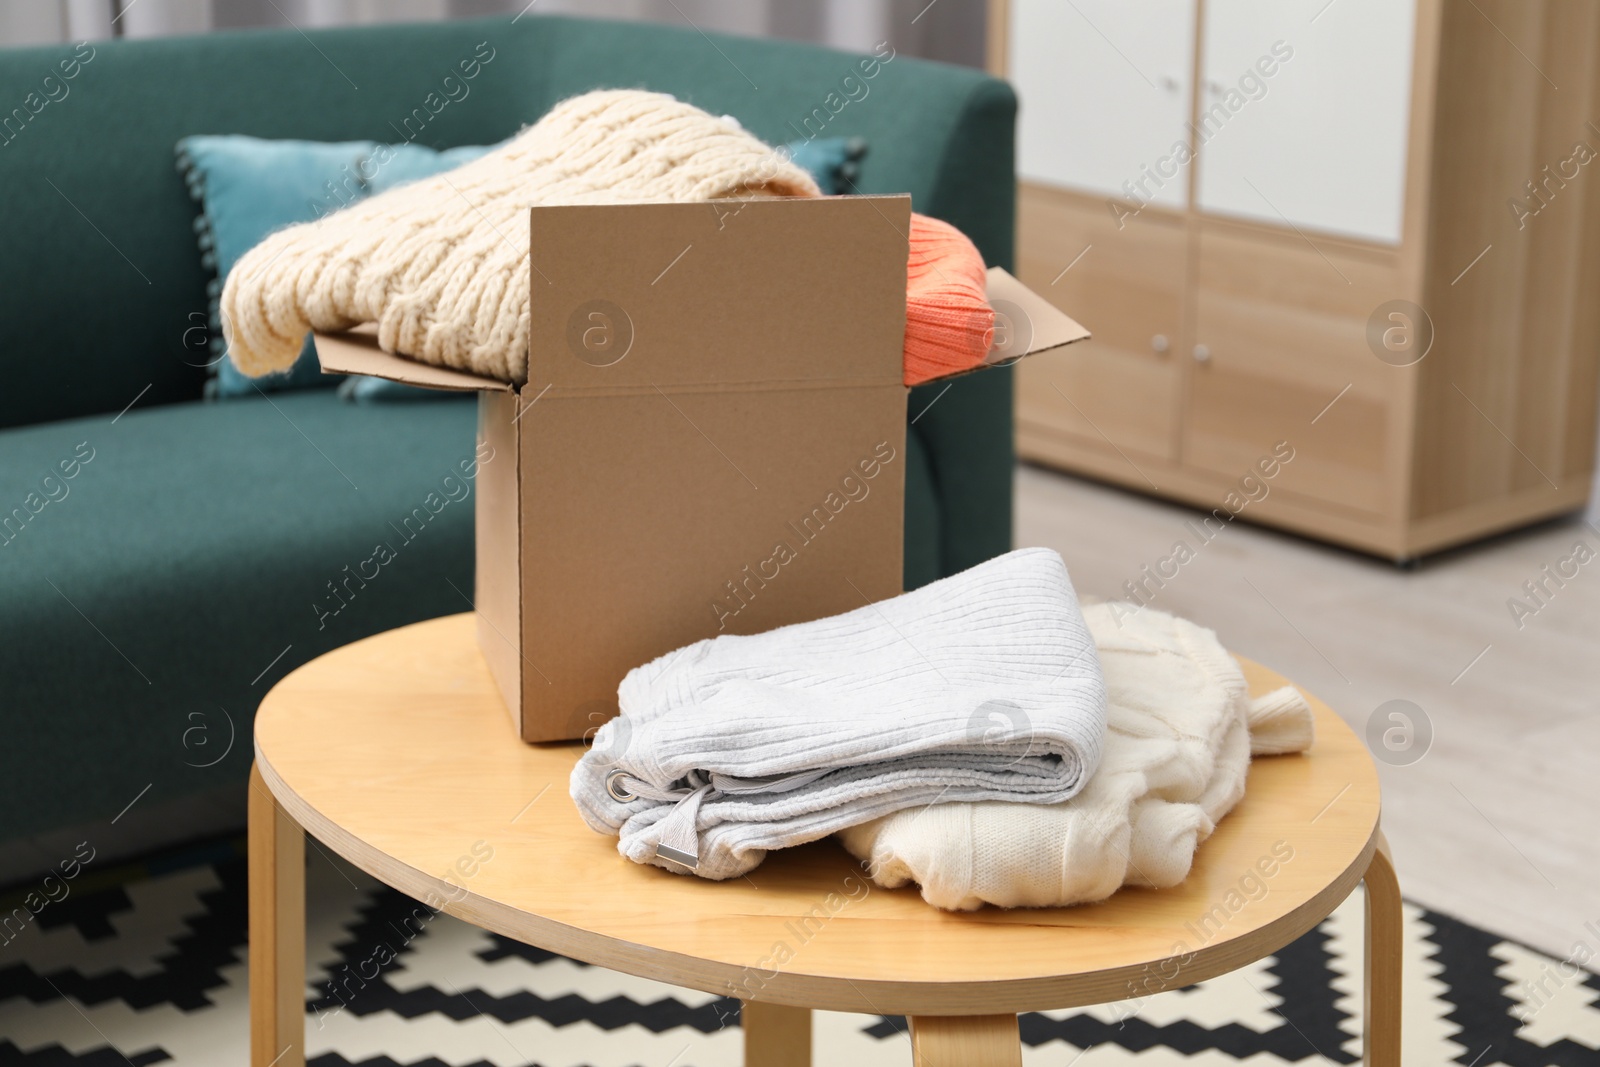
(0, 0, 986, 67)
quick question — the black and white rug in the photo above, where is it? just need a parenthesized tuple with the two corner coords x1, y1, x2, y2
(1, 836, 1597, 1066)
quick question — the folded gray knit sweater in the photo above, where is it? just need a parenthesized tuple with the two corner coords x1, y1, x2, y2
(569, 548, 1108, 880)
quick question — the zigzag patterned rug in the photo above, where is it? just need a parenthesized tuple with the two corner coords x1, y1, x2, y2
(1, 837, 1597, 1066)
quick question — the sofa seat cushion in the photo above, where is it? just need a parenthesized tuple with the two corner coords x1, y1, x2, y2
(0, 391, 480, 835)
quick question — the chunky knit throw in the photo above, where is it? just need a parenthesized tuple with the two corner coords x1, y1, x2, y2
(837, 602, 1315, 910)
(570, 548, 1107, 881)
(220, 90, 821, 384)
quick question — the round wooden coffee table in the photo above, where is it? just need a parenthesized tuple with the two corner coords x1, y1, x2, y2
(249, 613, 1397, 1067)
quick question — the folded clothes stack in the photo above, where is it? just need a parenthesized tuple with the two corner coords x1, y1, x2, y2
(571, 547, 1315, 910)
(839, 601, 1314, 910)
(569, 548, 1107, 881)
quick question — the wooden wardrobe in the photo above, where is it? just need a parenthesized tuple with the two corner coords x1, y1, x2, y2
(992, 0, 1600, 560)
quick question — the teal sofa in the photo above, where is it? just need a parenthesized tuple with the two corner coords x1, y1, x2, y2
(0, 16, 1017, 854)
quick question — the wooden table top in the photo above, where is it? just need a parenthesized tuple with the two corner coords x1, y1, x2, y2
(254, 612, 1381, 1016)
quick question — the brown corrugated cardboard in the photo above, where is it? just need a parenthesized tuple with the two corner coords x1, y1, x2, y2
(315, 195, 1088, 742)
(313, 325, 511, 393)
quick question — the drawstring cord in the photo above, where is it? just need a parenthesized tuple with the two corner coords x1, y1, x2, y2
(605, 767, 828, 870)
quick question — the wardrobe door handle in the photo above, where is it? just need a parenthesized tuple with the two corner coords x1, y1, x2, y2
(1192, 344, 1211, 364)
(1151, 334, 1170, 354)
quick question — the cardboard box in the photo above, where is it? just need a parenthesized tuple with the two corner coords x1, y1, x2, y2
(315, 195, 1086, 742)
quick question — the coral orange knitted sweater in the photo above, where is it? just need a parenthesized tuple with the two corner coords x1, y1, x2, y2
(902, 212, 996, 386)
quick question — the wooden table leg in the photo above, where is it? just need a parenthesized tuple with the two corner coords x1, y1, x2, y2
(908, 1015, 1022, 1067)
(1363, 830, 1401, 1067)
(742, 1000, 811, 1066)
(250, 762, 306, 1067)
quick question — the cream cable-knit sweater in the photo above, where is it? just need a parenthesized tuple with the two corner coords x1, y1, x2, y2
(837, 603, 1315, 911)
(220, 90, 820, 384)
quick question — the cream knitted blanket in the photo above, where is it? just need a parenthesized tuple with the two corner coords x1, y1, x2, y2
(220, 90, 820, 384)
(837, 603, 1315, 910)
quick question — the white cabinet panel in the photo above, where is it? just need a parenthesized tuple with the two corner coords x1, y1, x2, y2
(1011, 0, 1196, 210)
(1195, 0, 1415, 244)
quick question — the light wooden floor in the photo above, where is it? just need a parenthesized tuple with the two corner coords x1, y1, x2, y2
(1016, 462, 1599, 961)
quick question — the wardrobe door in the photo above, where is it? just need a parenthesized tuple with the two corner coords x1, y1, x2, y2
(1183, 219, 1399, 515)
(1195, 0, 1416, 244)
(1011, 0, 1196, 209)
(1016, 185, 1185, 466)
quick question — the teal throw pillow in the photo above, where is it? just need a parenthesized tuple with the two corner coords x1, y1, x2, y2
(786, 136, 868, 194)
(364, 142, 498, 195)
(176, 135, 376, 398)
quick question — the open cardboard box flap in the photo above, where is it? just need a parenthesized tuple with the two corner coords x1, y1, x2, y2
(981, 265, 1089, 371)
(315, 324, 513, 392)
(314, 267, 1087, 389)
